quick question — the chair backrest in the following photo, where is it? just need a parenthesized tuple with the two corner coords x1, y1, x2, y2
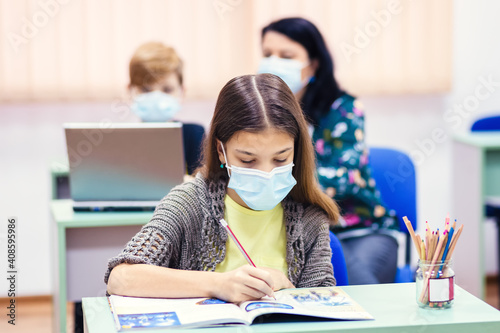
(471, 115, 500, 131)
(369, 147, 417, 234)
(182, 123, 205, 175)
(329, 231, 348, 286)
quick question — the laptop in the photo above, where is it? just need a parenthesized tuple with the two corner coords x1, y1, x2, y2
(64, 122, 185, 211)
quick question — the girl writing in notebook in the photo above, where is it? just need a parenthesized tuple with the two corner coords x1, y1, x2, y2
(105, 73, 339, 303)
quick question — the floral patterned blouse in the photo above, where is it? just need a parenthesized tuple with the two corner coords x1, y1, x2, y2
(312, 93, 399, 239)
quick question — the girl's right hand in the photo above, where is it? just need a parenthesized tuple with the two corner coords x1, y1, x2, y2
(213, 265, 276, 303)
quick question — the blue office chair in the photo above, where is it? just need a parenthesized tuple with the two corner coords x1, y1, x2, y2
(369, 147, 417, 283)
(330, 231, 349, 286)
(471, 115, 500, 131)
(471, 115, 500, 304)
(182, 123, 205, 175)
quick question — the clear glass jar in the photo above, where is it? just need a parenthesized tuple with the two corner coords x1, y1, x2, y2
(415, 259, 455, 309)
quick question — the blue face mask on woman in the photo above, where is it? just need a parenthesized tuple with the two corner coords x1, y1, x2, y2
(131, 91, 181, 122)
(221, 143, 297, 211)
(257, 56, 311, 94)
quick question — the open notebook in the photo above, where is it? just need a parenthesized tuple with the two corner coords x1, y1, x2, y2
(109, 287, 373, 330)
(64, 122, 185, 211)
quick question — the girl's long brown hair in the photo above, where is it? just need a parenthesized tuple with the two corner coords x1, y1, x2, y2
(199, 73, 339, 223)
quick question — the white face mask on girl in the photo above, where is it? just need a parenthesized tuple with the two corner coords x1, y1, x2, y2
(257, 56, 311, 94)
(221, 142, 297, 211)
(131, 91, 181, 122)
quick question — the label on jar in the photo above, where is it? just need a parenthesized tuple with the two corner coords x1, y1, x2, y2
(428, 276, 455, 302)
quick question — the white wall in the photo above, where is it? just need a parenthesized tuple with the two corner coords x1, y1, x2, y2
(1, 0, 500, 296)
(364, 0, 500, 274)
(450, 0, 500, 274)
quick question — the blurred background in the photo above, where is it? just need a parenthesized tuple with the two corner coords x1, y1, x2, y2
(0, 0, 498, 311)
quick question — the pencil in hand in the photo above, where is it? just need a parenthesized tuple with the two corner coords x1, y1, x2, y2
(218, 219, 276, 300)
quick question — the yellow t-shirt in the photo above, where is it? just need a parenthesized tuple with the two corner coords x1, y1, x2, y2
(215, 194, 288, 276)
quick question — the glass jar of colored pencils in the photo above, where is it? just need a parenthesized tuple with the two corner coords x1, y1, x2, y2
(416, 259, 455, 309)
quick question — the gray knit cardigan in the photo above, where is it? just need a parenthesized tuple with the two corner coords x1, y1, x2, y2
(104, 173, 336, 287)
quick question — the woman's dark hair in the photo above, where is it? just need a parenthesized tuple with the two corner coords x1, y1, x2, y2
(262, 17, 344, 125)
(199, 73, 339, 223)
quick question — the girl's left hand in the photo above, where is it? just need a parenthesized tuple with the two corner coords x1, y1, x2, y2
(259, 267, 295, 291)
(353, 170, 366, 188)
(374, 205, 386, 218)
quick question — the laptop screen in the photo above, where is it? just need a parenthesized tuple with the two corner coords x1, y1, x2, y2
(64, 122, 185, 203)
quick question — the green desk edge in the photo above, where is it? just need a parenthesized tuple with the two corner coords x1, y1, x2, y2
(82, 283, 500, 333)
(454, 132, 500, 148)
(52, 199, 152, 332)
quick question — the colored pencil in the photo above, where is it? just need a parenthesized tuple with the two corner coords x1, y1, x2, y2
(403, 216, 420, 254)
(445, 224, 464, 261)
(401, 215, 463, 305)
(219, 219, 256, 267)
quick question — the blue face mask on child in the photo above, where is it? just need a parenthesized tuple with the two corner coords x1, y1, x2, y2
(131, 91, 181, 122)
(257, 56, 311, 94)
(221, 143, 297, 211)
